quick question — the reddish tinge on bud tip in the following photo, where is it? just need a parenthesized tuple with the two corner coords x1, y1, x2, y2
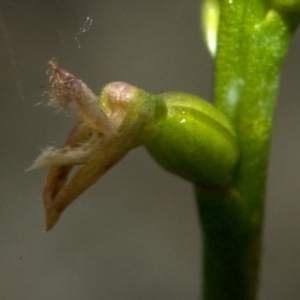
(48, 59, 84, 109)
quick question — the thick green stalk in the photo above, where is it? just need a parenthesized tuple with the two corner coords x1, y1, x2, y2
(197, 1, 299, 299)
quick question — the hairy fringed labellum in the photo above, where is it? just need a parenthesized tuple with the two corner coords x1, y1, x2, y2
(143, 92, 239, 186)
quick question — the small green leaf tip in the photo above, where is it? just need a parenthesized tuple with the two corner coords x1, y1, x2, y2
(143, 92, 240, 187)
(271, 0, 300, 12)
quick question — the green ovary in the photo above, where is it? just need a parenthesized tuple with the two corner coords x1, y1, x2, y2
(143, 93, 239, 186)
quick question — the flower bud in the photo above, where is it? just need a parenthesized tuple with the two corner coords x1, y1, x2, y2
(31, 60, 239, 229)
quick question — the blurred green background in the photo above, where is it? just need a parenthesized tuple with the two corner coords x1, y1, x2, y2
(0, 0, 300, 299)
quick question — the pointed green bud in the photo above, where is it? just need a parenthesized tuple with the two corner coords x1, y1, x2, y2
(201, 0, 220, 57)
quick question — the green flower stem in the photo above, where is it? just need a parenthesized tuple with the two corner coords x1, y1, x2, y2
(197, 1, 300, 299)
